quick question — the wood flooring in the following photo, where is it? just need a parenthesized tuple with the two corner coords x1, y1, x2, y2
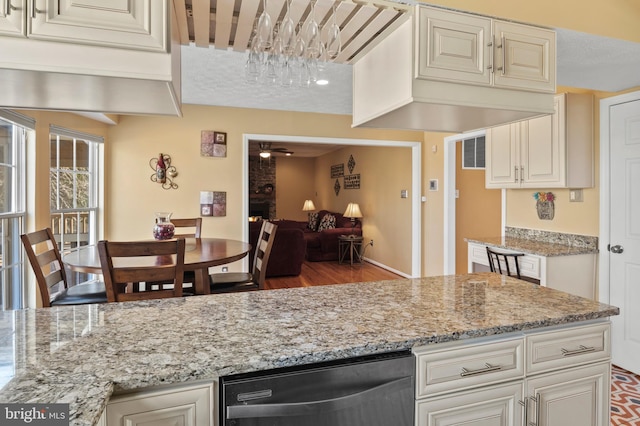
(263, 259, 402, 290)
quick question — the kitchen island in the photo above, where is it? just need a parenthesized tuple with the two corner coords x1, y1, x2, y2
(0, 273, 618, 425)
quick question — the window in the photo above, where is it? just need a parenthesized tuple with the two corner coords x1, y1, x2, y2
(462, 136, 486, 169)
(0, 111, 30, 311)
(50, 126, 102, 286)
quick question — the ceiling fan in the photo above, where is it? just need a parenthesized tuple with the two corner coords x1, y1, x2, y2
(259, 142, 294, 158)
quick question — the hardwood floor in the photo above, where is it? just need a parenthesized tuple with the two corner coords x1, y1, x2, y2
(263, 259, 402, 290)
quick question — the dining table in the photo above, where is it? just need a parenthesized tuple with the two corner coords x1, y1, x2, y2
(62, 238, 252, 295)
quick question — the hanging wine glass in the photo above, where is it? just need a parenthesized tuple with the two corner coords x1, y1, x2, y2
(304, 0, 321, 58)
(265, 22, 282, 85)
(256, 0, 273, 51)
(280, 0, 295, 56)
(245, 25, 260, 83)
(324, 3, 342, 60)
(280, 57, 293, 87)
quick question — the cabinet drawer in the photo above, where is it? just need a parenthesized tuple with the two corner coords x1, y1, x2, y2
(526, 322, 610, 374)
(415, 337, 524, 398)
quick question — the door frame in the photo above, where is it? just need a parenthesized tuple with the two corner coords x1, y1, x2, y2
(443, 130, 506, 274)
(242, 134, 423, 278)
(598, 89, 640, 303)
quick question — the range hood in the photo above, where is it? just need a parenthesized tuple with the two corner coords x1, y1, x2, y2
(352, 8, 556, 133)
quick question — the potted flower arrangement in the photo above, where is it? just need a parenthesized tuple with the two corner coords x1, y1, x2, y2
(533, 191, 555, 220)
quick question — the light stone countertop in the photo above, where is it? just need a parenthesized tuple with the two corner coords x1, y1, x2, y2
(0, 273, 619, 425)
(465, 236, 598, 256)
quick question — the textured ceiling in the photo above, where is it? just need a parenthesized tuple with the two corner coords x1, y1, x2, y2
(182, 28, 640, 116)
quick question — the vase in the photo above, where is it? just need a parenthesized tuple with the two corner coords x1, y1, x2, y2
(536, 200, 555, 220)
(153, 212, 175, 240)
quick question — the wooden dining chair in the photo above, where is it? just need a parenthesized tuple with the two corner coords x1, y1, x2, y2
(209, 221, 277, 293)
(172, 218, 202, 238)
(486, 246, 538, 283)
(98, 238, 186, 302)
(21, 228, 108, 307)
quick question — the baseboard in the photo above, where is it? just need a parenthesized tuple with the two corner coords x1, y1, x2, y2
(362, 257, 413, 279)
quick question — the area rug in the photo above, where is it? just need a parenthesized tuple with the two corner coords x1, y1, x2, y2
(611, 365, 640, 425)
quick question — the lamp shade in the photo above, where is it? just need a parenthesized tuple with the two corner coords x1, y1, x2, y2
(302, 200, 316, 211)
(343, 202, 363, 218)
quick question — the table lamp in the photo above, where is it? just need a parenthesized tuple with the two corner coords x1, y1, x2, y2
(302, 200, 316, 212)
(343, 202, 362, 234)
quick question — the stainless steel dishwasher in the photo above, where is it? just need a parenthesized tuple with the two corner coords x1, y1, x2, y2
(220, 350, 414, 426)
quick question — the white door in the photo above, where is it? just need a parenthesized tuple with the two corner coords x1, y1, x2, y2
(609, 97, 640, 374)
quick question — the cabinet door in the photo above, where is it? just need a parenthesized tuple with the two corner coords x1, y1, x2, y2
(416, 6, 492, 85)
(485, 123, 520, 188)
(28, 0, 168, 52)
(525, 362, 610, 426)
(493, 21, 556, 93)
(106, 382, 214, 426)
(0, 0, 25, 36)
(520, 96, 564, 187)
(417, 381, 524, 426)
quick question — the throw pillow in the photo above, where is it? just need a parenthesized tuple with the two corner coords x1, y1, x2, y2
(317, 214, 336, 232)
(308, 212, 319, 231)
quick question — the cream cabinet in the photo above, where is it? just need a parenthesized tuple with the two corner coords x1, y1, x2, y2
(467, 241, 597, 300)
(414, 321, 611, 426)
(486, 93, 594, 189)
(0, 0, 24, 36)
(416, 6, 555, 93)
(1, 0, 168, 51)
(105, 381, 216, 426)
(352, 5, 556, 133)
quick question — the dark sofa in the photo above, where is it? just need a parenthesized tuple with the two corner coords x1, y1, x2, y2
(275, 210, 362, 262)
(248, 221, 306, 277)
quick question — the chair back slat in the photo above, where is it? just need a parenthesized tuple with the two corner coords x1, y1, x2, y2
(98, 238, 186, 302)
(486, 246, 523, 279)
(252, 221, 277, 289)
(172, 218, 202, 238)
(21, 228, 67, 307)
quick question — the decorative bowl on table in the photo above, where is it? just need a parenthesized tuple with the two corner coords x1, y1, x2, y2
(153, 212, 175, 240)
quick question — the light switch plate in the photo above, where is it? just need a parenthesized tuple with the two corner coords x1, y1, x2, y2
(401, 190, 408, 198)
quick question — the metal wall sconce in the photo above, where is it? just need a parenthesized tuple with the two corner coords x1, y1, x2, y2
(149, 153, 178, 190)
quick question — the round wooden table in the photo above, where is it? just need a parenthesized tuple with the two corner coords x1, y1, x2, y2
(62, 238, 252, 295)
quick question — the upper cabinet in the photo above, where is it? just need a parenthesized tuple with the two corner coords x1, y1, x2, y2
(352, 5, 557, 133)
(0, 0, 180, 116)
(485, 93, 594, 189)
(416, 7, 555, 92)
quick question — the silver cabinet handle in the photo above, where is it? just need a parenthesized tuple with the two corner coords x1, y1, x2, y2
(561, 345, 596, 357)
(514, 166, 518, 182)
(487, 38, 494, 71)
(519, 398, 528, 426)
(5, 1, 10, 15)
(529, 394, 540, 426)
(520, 165, 524, 183)
(496, 36, 505, 74)
(610, 245, 624, 254)
(31, 0, 44, 18)
(460, 363, 502, 377)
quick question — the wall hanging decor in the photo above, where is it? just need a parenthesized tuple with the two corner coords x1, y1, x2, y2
(344, 174, 360, 189)
(331, 163, 344, 178)
(200, 191, 227, 216)
(201, 130, 227, 157)
(533, 191, 555, 220)
(149, 153, 178, 190)
(347, 154, 356, 174)
(334, 179, 341, 196)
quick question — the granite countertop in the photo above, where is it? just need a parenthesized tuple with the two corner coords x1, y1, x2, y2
(0, 273, 618, 425)
(465, 236, 598, 256)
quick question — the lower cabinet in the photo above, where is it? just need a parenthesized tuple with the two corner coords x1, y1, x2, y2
(414, 321, 611, 426)
(103, 380, 216, 426)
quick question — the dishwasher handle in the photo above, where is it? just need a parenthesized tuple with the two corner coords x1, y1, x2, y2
(226, 375, 412, 419)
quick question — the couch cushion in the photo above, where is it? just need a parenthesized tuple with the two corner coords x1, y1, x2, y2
(308, 212, 319, 231)
(317, 213, 336, 232)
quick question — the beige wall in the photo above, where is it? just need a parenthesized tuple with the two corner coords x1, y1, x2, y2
(424, 0, 640, 43)
(313, 145, 413, 274)
(275, 156, 316, 221)
(105, 104, 422, 273)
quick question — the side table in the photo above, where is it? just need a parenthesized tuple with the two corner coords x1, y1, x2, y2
(338, 235, 364, 265)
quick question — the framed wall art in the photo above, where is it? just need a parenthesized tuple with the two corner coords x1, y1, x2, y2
(200, 191, 227, 217)
(201, 130, 227, 157)
(344, 174, 360, 189)
(331, 163, 344, 178)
